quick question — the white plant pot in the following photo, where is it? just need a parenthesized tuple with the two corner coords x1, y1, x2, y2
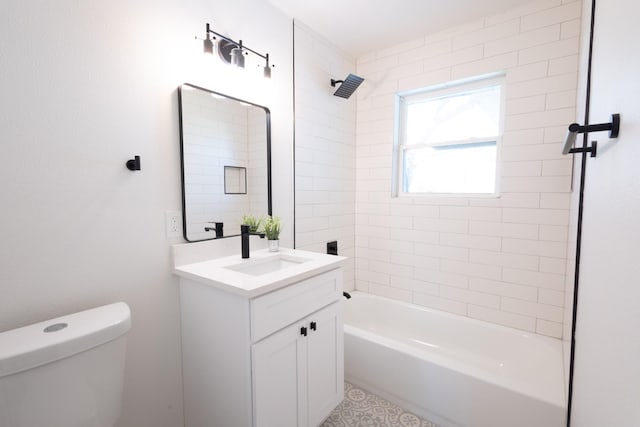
(267, 239, 279, 252)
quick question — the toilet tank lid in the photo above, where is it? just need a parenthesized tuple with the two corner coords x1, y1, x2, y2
(0, 302, 131, 378)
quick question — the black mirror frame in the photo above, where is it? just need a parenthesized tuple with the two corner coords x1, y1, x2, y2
(178, 83, 272, 242)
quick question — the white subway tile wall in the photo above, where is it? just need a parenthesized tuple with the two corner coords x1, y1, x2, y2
(294, 23, 357, 290)
(354, 0, 581, 338)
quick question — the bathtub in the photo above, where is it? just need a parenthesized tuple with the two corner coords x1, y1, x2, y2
(344, 292, 566, 427)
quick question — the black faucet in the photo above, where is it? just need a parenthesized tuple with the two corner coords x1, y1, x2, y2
(241, 224, 265, 258)
(204, 222, 224, 238)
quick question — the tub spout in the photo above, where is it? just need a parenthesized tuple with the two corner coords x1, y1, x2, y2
(343, 291, 352, 299)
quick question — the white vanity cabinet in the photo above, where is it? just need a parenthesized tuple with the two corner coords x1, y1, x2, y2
(177, 264, 344, 427)
(253, 301, 343, 427)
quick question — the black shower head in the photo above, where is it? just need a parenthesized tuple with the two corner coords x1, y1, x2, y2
(330, 74, 364, 99)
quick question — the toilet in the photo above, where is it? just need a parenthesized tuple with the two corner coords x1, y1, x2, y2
(0, 302, 131, 427)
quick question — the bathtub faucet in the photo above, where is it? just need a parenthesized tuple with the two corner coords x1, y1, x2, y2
(343, 291, 352, 299)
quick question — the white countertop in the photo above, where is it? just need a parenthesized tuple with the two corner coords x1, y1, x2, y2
(173, 247, 346, 298)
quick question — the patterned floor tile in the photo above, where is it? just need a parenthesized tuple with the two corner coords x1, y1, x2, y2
(321, 382, 439, 427)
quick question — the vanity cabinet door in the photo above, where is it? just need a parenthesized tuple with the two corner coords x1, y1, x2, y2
(306, 302, 344, 427)
(252, 321, 308, 427)
(252, 301, 344, 427)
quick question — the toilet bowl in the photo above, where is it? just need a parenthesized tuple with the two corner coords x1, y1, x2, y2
(0, 302, 131, 427)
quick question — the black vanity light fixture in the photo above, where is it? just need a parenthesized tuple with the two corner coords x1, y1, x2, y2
(201, 23, 273, 79)
(562, 113, 620, 157)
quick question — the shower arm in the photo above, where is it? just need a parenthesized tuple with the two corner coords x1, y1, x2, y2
(562, 113, 620, 157)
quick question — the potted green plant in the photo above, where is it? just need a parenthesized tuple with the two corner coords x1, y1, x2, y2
(241, 214, 263, 233)
(262, 216, 282, 252)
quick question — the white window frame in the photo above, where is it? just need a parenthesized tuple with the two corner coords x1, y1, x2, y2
(392, 73, 505, 198)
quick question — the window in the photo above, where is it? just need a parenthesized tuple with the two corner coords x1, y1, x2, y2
(394, 75, 504, 196)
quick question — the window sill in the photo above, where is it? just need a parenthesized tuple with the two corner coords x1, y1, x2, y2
(395, 191, 501, 199)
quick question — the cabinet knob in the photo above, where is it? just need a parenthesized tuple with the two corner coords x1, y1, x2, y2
(310, 321, 317, 331)
(300, 326, 307, 337)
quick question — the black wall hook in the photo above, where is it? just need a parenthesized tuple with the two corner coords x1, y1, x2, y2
(126, 155, 141, 171)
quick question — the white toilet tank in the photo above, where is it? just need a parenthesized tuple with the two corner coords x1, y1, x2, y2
(0, 302, 131, 427)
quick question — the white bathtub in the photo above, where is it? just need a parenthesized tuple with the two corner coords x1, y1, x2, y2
(344, 292, 566, 427)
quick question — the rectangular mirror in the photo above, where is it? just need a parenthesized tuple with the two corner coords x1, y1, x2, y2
(178, 83, 272, 242)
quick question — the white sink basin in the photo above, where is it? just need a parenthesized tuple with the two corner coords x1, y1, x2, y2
(224, 254, 311, 276)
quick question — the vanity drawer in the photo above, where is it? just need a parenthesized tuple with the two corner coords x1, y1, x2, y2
(251, 269, 343, 342)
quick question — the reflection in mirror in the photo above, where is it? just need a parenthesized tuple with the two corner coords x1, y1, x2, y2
(224, 166, 247, 194)
(179, 84, 271, 242)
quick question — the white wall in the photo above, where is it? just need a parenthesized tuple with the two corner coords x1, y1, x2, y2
(293, 22, 357, 290)
(570, 0, 640, 424)
(0, 1, 293, 426)
(354, 0, 581, 337)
